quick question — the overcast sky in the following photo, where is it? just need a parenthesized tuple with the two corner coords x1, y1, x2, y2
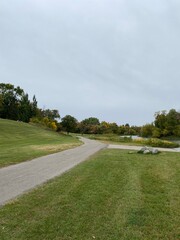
(0, 0, 180, 125)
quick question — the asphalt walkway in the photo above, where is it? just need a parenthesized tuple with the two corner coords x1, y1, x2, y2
(0, 138, 106, 206)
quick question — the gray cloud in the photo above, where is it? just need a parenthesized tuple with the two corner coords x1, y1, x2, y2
(0, 0, 179, 125)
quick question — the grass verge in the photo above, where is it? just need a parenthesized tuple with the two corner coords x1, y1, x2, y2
(0, 149, 179, 239)
(0, 119, 82, 168)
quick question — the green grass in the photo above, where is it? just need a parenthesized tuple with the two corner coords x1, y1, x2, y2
(0, 118, 81, 168)
(0, 149, 179, 239)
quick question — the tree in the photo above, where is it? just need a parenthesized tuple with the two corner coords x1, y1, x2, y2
(109, 123, 119, 134)
(61, 115, 78, 133)
(99, 122, 119, 134)
(166, 109, 180, 135)
(173, 125, 180, 137)
(18, 93, 32, 122)
(154, 109, 180, 137)
(41, 109, 60, 120)
(0, 94, 3, 113)
(154, 111, 167, 130)
(0, 83, 40, 123)
(99, 121, 109, 134)
(81, 117, 100, 126)
(0, 83, 24, 120)
(79, 117, 100, 134)
(140, 124, 155, 138)
(31, 95, 38, 117)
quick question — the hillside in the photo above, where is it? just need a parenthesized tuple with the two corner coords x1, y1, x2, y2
(0, 119, 81, 168)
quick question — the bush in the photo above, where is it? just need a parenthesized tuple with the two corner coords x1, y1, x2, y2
(50, 122, 57, 131)
(146, 138, 179, 148)
(134, 138, 179, 148)
(88, 134, 133, 143)
(29, 117, 40, 124)
(29, 117, 57, 131)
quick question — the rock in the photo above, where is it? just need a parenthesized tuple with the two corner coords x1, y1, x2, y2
(138, 146, 159, 154)
(138, 147, 147, 153)
(152, 149, 159, 154)
(144, 149, 151, 154)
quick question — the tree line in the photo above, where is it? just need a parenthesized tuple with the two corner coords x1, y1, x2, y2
(59, 115, 141, 136)
(0, 83, 38, 122)
(0, 83, 60, 130)
(141, 109, 180, 138)
(1, 83, 179, 137)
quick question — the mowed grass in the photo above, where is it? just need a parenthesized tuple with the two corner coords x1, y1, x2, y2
(0, 118, 81, 168)
(0, 149, 179, 240)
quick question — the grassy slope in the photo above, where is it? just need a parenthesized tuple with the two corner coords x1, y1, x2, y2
(0, 118, 81, 168)
(0, 149, 179, 240)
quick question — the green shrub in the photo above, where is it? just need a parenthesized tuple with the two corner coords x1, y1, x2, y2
(134, 138, 179, 148)
(29, 117, 57, 131)
(88, 134, 133, 143)
(146, 138, 179, 148)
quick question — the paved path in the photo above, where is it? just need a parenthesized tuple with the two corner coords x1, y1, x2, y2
(0, 138, 107, 206)
(108, 144, 180, 152)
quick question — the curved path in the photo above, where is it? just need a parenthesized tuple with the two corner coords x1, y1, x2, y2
(0, 138, 107, 206)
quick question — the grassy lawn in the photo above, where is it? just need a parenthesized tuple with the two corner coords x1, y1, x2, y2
(0, 149, 179, 239)
(0, 119, 82, 168)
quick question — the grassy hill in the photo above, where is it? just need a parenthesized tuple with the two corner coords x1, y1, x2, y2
(0, 118, 82, 168)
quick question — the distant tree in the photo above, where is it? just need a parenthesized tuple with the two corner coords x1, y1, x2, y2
(31, 95, 38, 117)
(18, 93, 32, 122)
(41, 109, 60, 120)
(130, 126, 141, 136)
(79, 117, 100, 134)
(0, 83, 40, 122)
(118, 125, 126, 135)
(109, 122, 118, 134)
(81, 117, 100, 126)
(99, 121, 110, 134)
(154, 109, 180, 137)
(154, 111, 167, 130)
(61, 115, 78, 133)
(118, 124, 132, 135)
(99, 121, 116, 134)
(0, 94, 3, 113)
(140, 124, 155, 138)
(166, 109, 180, 135)
(56, 122, 63, 132)
(118, 125, 140, 136)
(141, 109, 180, 138)
(173, 125, 180, 137)
(0, 83, 24, 120)
(152, 128, 161, 138)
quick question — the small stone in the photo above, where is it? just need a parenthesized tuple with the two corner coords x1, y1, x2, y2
(128, 151, 134, 154)
(152, 149, 159, 154)
(144, 149, 151, 154)
(140, 147, 146, 152)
